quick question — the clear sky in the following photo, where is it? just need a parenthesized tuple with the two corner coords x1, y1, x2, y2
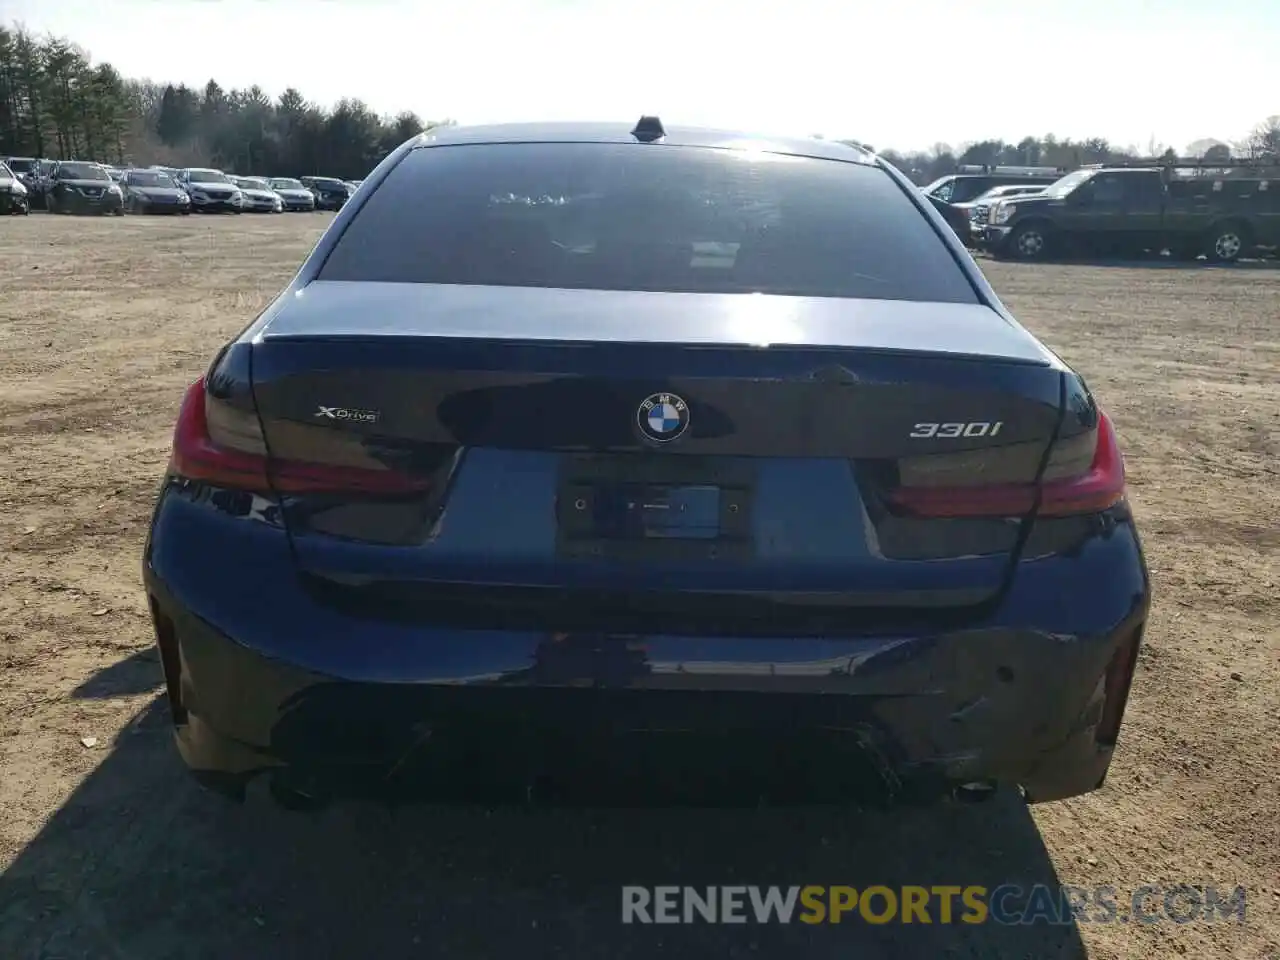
(7, 0, 1278, 153)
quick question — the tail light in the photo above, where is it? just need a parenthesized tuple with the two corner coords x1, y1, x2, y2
(887, 411, 1126, 519)
(169, 378, 427, 495)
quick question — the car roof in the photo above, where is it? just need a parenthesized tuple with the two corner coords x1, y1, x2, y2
(414, 122, 876, 165)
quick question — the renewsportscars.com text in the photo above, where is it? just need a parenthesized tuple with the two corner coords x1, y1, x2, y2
(621, 885, 1247, 926)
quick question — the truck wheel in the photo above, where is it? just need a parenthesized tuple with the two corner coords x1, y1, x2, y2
(1205, 223, 1249, 263)
(1008, 223, 1050, 261)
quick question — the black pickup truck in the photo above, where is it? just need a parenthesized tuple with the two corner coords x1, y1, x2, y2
(979, 163, 1280, 262)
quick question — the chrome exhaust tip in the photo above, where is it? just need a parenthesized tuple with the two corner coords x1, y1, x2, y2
(952, 781, 999, 803)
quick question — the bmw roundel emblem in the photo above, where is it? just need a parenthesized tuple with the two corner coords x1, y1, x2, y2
(637, 392, 690, 443)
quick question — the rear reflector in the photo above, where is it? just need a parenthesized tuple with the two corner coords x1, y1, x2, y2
(170, 378, 428, 495)
(1096, 624, 1142, 746)
(888, 411, 1126, 519)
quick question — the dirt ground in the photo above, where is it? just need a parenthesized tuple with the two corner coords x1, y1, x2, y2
(0, 214, 1276, 960)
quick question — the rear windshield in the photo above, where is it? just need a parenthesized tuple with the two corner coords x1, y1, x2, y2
(126, 171, 175, 187)
(318, 143, 977, 303)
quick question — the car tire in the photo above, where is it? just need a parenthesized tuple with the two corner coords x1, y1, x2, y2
(1205, 222, 1249, 263)
(1007, 222, 1052, 261)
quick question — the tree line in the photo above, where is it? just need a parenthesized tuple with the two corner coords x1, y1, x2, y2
(0, 24, 446, 179)
(2, 22, 1277, 183)
(865, 123, 1280, 187)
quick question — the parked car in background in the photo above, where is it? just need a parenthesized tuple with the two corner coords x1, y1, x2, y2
(923, 166, 1063, 205)
(925, 193, 971, 240)
(267, 177, 317, 211)
(299, 175, 350, 211)
(5, 156, 40, 193)
(953, 184, 1048, 247)
(962, 184, 1047, 221)
(982, 159, 1280, 262)
(121, 168, 191, 214)
(9, 157, 53, 208)
(45, 160, 124, 215)
(177, 168, 244, 214)
(229, 176, 284, 213)
(0, 160, 31, 214)
(33, 159, 57, 207)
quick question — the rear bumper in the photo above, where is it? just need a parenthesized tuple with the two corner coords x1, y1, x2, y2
(191, 198, 240, 212)
(143, 484, 1150, 805)
(54, 191, 122, 213)
(131, 197, 189, 213)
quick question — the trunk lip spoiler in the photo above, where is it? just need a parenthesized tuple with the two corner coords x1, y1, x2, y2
(250, 282, 1060, 368)
(253, 333, 1054, 368)
(252, 284, 1059, 371)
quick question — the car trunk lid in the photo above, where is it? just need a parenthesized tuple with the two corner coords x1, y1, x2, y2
(244, 282, 1069, 634)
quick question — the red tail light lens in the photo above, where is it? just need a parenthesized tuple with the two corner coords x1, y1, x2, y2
(887, 411, 1126, 519)
(1034, 410, 1126, 517)
(169, 378, 428, 495)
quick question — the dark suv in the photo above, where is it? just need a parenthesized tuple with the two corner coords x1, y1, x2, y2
(46, 160, 125, 215)
(300, 176, 351, 211)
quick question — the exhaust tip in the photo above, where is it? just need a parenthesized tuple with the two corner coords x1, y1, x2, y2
(952, 781, 999, 804)
(268, 772, 331, 813)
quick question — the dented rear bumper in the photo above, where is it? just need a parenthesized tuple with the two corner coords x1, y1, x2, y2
(142, 484, 1150, 805)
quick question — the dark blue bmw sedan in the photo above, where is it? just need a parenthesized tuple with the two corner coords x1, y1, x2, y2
(142, 118, 1150, 809)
